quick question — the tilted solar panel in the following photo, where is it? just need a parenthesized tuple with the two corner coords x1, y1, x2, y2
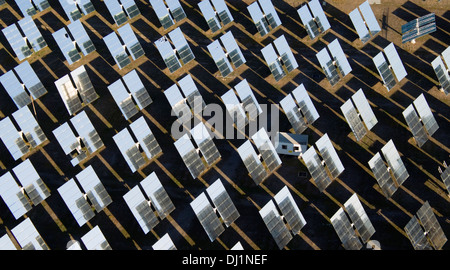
(368, 152, 397, 198)
(117, 23, 145, 60)
(221, 89, 248, 128)
(206, 179, 239, 227)
(328, 39, 351, 77)
(373, 52, 396, 91)
(59, 0, 82, 22)
(154, 36, 182, 73)
(198, 0, 222, 33)
(104, 31, 132, 69)
(208, 39, 233, 77)
(261, 43, 286, 81)
(150, 0, 175, 29)
(11, 218, 48, 250)
(104, 0, 128, 25)
(315, 133, 344, 179)
(234, 79, 262, 120)
(274, 186, 307, 235)
(67, 20, 95, 56)
(259, 200, 292, 249)
(384, 43, 407, 82)
(57, 179, 95, 226)
(168, 27, 195, 64)
(12, 159, 50, 206)
(76, 166, 112, 212)
(0, 172, 32, 219)
(292, 84, 320, 125)
(2, 23, 32, 61)
(273, 35, 298, 73)
(123, 185, 159, 234)
(330, 207, 363, 250)
(302, 146, 332, 192)
(247, 1, 270, 36)
(122, 70, 152, 110)
(381, 140, 409, 186)
(237, 140, 267, 185)
(341, 98, 367, 141)
(12, 106, 47, 149)
(220, 31, 246, 68)
(174, 134, 206, 179)
(252, 128, 282, 172)
(18, 17, 47, 52)
(190, 192, 225, 242)
(140, 172, 175, 220)
(413, 94, 439, 137)
(191, 122, 221, 166)
(81, 226, 112, 250)
(129, 116, 162, 160)
(343, 194, 375, 244)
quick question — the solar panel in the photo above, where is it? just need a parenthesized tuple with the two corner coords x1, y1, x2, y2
(71, 65, 99, 106)
(57, 179, 95, 226)
(220, 31, 246, 68)
(81, 226, 112, 250)
(330, 207, 363, 250)
(164, 84, 192, 124)
(121, 0, 141, 19)
(261, 43, 286, 81)
(416, 201, 447, 250)
(237, 140, 267, 185)
(103, 31, 132, 69)
(152, 233, 177, 250)
(297, 4, 320, 40)
(10, 218, 49, 250)
(247, 1, 270, 37)
(191, 122, 221, 166)
(198, 0, 222, 33)
(221, 89, 248, 128)
(168, 27, 195, 65)
(259, 0, 281, 30)
(124, 70, 152, 110)
(75, 166, 112, 212)
(211, 0, 233, 26)
(55, 77, 80, 116)
(70, 111, 104, 155)
(442, 46, 450, 69)
(178, 74, 206, 115)
(53, 27, 82, 65)
(401, 13, 436, 43)
(113, 128, 145, 173)
(67, 20, 95, 56)
(140, 172, 175, 220)
(431, 56, 450, 95)
(2, 23, 32, 61)
(12, 159, 49, 207)
(440, 165, 450, 195)
(0, 117, 31, 160)
(291, 84, 320, 126)
(12, 106, 47, 149)
(154, 36, 182, 73)
(315, 133, 344, 179)
(259, 200, 292, 249)
(59, 0, 82, 22)
(349, 8, 370, 43)
(373, 52, 396, 91)
(0, 172, 32, 219)
(150, 0, 175, 29)
(404, 216, 432, 250)
(174, 133, 207, 179)
(123, 185, 159, 234)
(53, 112, 102, 166)
(18, 17, 47, 52)
(328, 39, 352, 77)
(13, 61, 47, 102)
(350, 1, 380, 43)
(0, 71, 30, 110)
(166, 0, 186, 23)
(302, 146, 332, 192)
(413, 94, 439, 137)
(341, 98, 367, 141)
(359, 1, 380, 35)
(108, 79, 139, 120)
(316, 47, 340, 86)
(77, 0, 95, 15)
(0, 234, 17, 250)
(15, 0, 37, 16)
(384, 43, 407, 82)
(273, 35, 298, 73)
(130, 116, 162, 160)
(280, 94, 307, 134)
(308, 0, 330, 32)
(343, 194, 375, 244)
(381, 140, 409, 186)
(207, 39, 233, 77)
(190, 192, 225, 242)
(206, 179, 239, 227)
(352, 89, 377, 130)
(252, 128, 282, 172)
(368, 152, 397, 198)
(402, 104, 428, 147)
(234, 79, 262, 120)
(104, 0, 128, 25)
(117, 23, 145, 60)
(273, 186, 307, 235)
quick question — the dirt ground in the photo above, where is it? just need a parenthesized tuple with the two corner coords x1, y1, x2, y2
(0, 0, 448, 251)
